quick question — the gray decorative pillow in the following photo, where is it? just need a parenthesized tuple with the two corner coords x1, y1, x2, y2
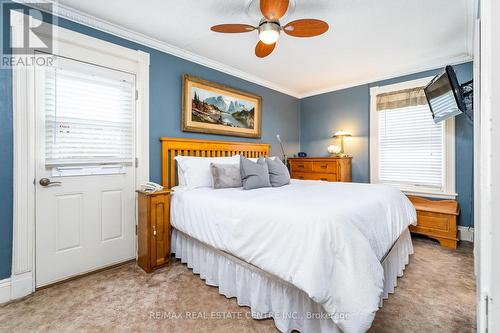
(210, 163, 242, 189)
(266, 157, 290, 187)
(240, 156, 271, 190)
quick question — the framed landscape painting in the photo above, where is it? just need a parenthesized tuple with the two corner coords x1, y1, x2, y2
(182, 75, 262, 138)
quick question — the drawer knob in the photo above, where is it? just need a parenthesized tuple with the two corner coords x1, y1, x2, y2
(298, 165, 304, 168)
(320, 165, 328, 169)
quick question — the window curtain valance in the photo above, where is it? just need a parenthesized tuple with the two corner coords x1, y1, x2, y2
(376, 87, 427, 111)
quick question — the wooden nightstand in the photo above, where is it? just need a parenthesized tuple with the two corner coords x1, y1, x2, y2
(137, 190, 172, 272)
(407, 196, 459, 249)
(288, 157, 352, 182)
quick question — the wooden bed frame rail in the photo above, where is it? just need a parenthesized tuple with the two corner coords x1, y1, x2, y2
(160, 137, 270, 189)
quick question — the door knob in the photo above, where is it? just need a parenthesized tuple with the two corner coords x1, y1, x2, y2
(39, 178, 62, 187)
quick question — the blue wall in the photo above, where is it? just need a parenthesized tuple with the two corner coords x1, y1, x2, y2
(300, 62, 474, 227)
(301, 85, 370, 182)
(0, 4, 300, 279)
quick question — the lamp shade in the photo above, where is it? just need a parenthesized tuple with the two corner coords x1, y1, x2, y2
(333, 130, 352, 137)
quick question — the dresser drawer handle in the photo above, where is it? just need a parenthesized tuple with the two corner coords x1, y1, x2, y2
(320, 178, 328, 181)
(298, 165, 305, 168)
(320, 165, 328, 169)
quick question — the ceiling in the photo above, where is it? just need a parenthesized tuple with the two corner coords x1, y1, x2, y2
(52, 0, 473, 98)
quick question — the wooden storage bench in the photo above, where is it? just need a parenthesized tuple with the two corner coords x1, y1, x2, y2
(407, 196, 459, 249)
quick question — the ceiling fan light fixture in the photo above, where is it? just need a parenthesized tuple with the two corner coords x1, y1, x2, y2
(258, 22, 280, 45)
(210, 0, 329, 58)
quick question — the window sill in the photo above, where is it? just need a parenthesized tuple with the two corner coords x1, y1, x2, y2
(373, 182, 458, 199)
(401, 189, 457, 200)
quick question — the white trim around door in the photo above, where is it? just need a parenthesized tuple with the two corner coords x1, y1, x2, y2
(477, 0, 499, 330)
(8, 16, 150, 302)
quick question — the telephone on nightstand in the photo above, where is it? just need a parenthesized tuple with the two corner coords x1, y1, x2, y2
(140, 182, 163, 193)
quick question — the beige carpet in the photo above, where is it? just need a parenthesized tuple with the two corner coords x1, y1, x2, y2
(0, 236, 476, 333)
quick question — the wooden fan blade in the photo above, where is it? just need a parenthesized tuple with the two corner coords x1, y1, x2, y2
(211, 24, 256, 33)
(255, 41, 276, 58)
(283, 19, 329, 37)
(260, 0, 289, 20)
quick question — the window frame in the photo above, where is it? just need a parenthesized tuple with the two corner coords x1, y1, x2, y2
(370, 77, 456, 199)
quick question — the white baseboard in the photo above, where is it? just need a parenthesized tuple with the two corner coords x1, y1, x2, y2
(0, 273, 34, 304)
(11, 272, 33, 300)
(458, 226, 475, 242)
(0, 278, 11, 304)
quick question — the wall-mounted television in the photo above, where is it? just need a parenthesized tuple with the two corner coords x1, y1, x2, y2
(424, 65, 466, 124)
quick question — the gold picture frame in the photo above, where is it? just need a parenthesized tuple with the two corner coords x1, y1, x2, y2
(182, 75, 262, 138)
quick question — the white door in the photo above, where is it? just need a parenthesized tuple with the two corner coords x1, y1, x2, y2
(35, 55, 137, 287)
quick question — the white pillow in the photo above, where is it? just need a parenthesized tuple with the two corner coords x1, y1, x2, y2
(177, 165, 187, 187)
(175, 155, 240, 189)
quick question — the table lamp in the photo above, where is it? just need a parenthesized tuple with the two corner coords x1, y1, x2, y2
(333, 130, 352, 157)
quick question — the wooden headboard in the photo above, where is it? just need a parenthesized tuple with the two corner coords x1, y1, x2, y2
(160, 137, 270, 189)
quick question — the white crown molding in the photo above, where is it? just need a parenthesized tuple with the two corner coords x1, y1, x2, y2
(299, 54, 473, 99)
(14, 0, 301, 98)
(15, 0, 474, 100)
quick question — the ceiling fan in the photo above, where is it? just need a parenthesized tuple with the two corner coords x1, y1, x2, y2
(210, 0, 329, 58)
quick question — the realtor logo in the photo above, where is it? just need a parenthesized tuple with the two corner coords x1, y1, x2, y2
(1, 1, 55, 68)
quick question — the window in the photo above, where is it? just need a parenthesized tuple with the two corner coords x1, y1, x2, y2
(43, 56, 136, 167)
(370, 77, 456, 199)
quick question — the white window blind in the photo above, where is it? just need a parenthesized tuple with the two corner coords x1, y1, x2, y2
(44, 57, 135, 167)
(378, 104, 444, 190)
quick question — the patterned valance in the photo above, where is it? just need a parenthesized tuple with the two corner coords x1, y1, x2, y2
(376, 87, 427, 111)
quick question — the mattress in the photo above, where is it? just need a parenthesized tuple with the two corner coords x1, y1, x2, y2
(170, 180, 416, 333)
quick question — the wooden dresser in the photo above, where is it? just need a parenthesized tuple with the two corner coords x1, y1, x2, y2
(137, 190, 172, 272)
(407, 196, 459, 249)
(288, 157, 352, 182)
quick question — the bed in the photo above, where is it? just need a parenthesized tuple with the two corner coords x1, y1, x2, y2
(161, 138, 416, 333)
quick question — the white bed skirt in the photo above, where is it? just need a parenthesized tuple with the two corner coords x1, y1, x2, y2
(171, 228, 413, 333)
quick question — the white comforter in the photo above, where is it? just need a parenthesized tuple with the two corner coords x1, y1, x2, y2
(170, 180, 416, 333)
